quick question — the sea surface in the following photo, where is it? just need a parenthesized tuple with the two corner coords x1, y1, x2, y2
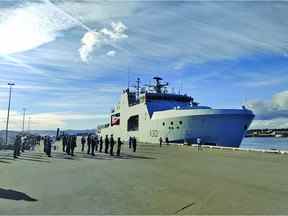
(241, 137, 288, 150)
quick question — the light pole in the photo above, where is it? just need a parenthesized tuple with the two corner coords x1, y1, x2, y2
(28, 116, 31, 133)
(22, 108, 26, 134)
(5, 82, 15, 145)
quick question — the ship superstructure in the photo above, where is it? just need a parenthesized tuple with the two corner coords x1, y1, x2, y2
(98, 77, 254, 147)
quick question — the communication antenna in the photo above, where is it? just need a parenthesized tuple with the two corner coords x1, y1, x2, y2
(136, 78, 140, 99)
(22, 108, 26, 134)
(127, 66, 130, 89)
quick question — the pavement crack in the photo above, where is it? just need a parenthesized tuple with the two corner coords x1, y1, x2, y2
(174, 202, 195, 214)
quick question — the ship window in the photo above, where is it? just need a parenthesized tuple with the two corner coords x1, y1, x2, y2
(162, 122, 165, 126)
(179, 121, 183, 125)
(170, 121, 173, 125)
(176, 126, 180, 129)
(127, 115, 139, 131)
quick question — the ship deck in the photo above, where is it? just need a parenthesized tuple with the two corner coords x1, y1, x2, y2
(0, 141, 288, 214)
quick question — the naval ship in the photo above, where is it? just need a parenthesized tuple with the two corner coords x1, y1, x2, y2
(98, 77, 254, 147)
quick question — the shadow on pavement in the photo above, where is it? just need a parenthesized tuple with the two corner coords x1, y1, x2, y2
(0, 160, 11, 164)
(0, 188, 38, 202)
(118, 153, 156, 160)
(17, 157, 50, 163)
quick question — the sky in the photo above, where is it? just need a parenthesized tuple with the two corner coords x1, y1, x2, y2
(0, 0, 288, 130)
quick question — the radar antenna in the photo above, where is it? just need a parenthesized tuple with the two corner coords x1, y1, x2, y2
(152, 76, 168, 93)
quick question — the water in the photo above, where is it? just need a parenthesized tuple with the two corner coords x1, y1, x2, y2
(241, 137, 288, 151)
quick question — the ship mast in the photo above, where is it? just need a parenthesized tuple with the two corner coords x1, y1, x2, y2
(152, 77, 168, 93)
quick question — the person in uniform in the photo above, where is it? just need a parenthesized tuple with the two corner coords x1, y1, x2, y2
(104, 135, 109, 154)
(159, 137, 163, 147)
(128, 137, 132, 149)
(81, 136, 86, 152)
(65, 135, 71, 155)
(62, 135, 67, 152)
(87, 134, 92, 154)
(21, 136, 26, 152)
(43, 136, 47, 154)
(165, 137, 169, 145)
(99, 136, 103, 152)
(71, 135, 77, 156)
(109, 135, 115, 156)
(13, 135, 21, 158)
(95, 135, 99, 152)
(132, 136, 137, 152)
(116, 137, 123, 156)
(46, 136, 52, 157)
(91, 135, 96, 156)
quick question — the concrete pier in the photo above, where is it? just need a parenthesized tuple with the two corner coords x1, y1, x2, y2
(0, 141, 288, 214)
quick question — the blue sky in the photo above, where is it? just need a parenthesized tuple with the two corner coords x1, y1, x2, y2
(0, 1, 288, 130)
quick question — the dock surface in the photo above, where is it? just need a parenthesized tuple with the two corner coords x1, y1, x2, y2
(1, 142, 288, 214)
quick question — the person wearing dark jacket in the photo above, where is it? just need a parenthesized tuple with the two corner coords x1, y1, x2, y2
(132, 136, 137, 152)
(159, 137, 163, 147)
(95, 135, 99, 152)
(87, 134, 92, 154)
(62, 135, 66, 152)
(91, 135, 96, 156)
(81, 136, 86, 152)
(104, 135, 109, 154)
(109, 135, 115, 156)
(65, 135, 71, 155)
(99, 136, 103, 152)
(13, 135, 21, 158)
(43, 136, 52, 157)
(71, 135, 77, 156)
(116, 137, 123, 156)
(128, 137, 132, 149)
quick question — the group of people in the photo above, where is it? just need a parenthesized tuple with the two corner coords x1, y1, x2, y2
(62, 135, 77, 156)
(159, 137, 169, 147)
(13, 135, 41, 158)
(13, 132, 139, 159)
(128, 136, 138, 152)
(80, 134, 129, 157)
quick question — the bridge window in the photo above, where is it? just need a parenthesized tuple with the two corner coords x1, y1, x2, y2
(179, 121, 183, 125)
(162, 122, 165, 126)
(127, 115, 139, 131)
(170, 121, 174, 125)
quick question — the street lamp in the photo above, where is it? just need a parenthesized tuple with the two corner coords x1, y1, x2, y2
(22, 108, 26, 134)
(5, 82, 15, 145)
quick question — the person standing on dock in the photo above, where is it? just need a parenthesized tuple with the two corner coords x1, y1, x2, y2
(196, 137, 202, 152)
(91, 135, 96, 156)
(165, 137, 169, 145)
(87, 134, 92, 154)
(159, 137, 163, 147)
(132, 136, 137, 152)
(99, 136, 103, 152)
(71, 135, 77, 156)
(65, 135, 71, 155)
(81, 136, 86, 152)
(116, 137, 123, 156)
(13, 135, 21, 159)
(104, 135, 109, 154)
(110, 135, 115, 156)
(128, 137, 132, 149)
(46, 136, 52, 157)
(95, 135, 99, 152)
(62, 135, 67, 152)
